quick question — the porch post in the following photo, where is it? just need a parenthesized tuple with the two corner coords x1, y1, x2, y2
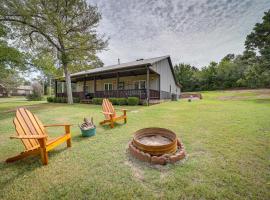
(83, 77, 86, 98)
(159, 75, 161, 99)
(146, 65, 150, 106)
(54, 79, 57, 97)
(116, 72, 119, 98)
(94, 76, 96, 97)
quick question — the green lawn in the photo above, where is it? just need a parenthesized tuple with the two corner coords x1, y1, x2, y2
(0, 90, 269, 200)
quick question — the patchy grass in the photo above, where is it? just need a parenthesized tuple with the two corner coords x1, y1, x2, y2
(0, 96, 47, 113)
(0, 90, 269, 200)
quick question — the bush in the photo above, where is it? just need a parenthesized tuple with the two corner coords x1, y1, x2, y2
(73, 97, 80, 103)
(55, 97, 62, 103)
(26, 94, 42, 101)
(60, 97, 67, 103)
(109, 98, 118, 105)
(127, 97, 139, 106)
(47, 96, 54, 102)
(92, 98, 103, 105)
(117, 98, 127, 105)
(26, 82, 43, 101)
(47, 97, 80, 103)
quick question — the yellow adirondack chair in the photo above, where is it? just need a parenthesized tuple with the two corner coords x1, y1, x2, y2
(99, 99, 127, 128)
(6, 107, 72, 165)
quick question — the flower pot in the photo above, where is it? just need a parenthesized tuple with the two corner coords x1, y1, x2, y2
(80, 127, 96, 137)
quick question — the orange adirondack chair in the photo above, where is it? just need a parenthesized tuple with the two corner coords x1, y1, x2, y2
(6, 107, 72, 165)
(99, 99, 127, 128)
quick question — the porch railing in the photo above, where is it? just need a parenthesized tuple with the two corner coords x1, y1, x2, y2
(56, 89, 160, 100)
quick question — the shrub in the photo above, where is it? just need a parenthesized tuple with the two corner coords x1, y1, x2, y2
(47, 96, 54, 102)
(26, 94, 42, 101)
(92, 98, 103, 105)
(73, 97, 80, 103)
(60, 97, 67, 103)
(55, 97, 62, 103)
(26, 82, 43, 101)
(117, 98, 127, 105)
(109, 98, 118, 105)
(127, 97, 139, 106)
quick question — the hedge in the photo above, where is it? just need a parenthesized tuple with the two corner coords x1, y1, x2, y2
(108, 98, 118, 105)
(118, 98, 127, 105)
(26, 94, 43, 101)
(47, 97, 80, 103)
(127, 97, 139, 105)
(92, 98, 103, 105)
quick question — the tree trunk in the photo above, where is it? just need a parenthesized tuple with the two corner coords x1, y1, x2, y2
(63, 64, 73, 104)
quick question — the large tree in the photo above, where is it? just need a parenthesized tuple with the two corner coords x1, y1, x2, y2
(174, 63, 199, 91)
(245, 10, 270, 63)
(0, 25, 27, 94)
(0, 0, 108, 104)
(245, 10, 270, 87)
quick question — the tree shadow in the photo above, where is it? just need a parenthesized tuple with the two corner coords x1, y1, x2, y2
(99, 122, 127, 131)
(252, 98, 270, 104)
(0, 147, 68, 186)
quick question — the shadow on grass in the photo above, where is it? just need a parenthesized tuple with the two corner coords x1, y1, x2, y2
(0, 147, 67, 185)
(99, 122, 127, 131)
(0, 103, 62, 121)
(71, 134, 92, 142)
(252, 98, 270, 104)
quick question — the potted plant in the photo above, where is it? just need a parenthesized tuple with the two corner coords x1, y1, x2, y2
(79, 117, 96, 137)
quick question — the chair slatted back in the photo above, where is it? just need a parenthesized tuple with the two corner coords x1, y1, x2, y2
(13, 108, 47, 150)
(102, 99, 116, 120)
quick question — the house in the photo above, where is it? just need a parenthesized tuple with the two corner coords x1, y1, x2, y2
(0, 84, 8, 97)
(55, 55, 181, 104)
(10, 85, 33, 96)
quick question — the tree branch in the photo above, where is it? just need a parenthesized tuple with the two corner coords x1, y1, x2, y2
(0, 18, 62, 52)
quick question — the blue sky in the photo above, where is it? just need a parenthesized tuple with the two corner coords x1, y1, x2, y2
(88, 0, 270, 68)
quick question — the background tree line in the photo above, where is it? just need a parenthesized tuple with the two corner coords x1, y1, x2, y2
(174, 10, 270, 92)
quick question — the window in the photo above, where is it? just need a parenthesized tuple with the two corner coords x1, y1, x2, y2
(134, 80, 146, 89)
(104, 83, 113, 91)
(118, 82, 125, 90)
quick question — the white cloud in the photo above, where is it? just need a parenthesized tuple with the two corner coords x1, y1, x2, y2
(89, 0, 270, 68)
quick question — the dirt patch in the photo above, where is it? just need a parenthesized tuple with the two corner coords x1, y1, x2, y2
(1, 103, 54, 114)
(138, 135, 172, 146)
(218, 89, 270, 100)
(124, 160, 144, 181)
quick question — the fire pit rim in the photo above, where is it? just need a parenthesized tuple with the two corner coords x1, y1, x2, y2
(132, 127, 178, 155)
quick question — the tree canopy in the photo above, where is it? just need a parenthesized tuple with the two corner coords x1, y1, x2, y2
(0, 0, 108, 103)
(0, 24, 27, 93)
(174, 10, 270, 92)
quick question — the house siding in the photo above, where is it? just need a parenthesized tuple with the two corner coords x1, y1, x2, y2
(151, 58, 180, 99)
(75, 74, 159, 92)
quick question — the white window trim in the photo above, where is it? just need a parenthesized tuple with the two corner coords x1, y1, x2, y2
(104, 83, 113, 91)
(134, 80, 146, 89)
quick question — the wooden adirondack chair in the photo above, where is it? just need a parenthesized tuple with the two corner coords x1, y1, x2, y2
(99, 99, 127, 128)
(6, 107, 72, 165)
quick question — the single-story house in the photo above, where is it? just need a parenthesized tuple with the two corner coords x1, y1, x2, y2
(55, 55, 181, 104)
(10, 85, 33, 96)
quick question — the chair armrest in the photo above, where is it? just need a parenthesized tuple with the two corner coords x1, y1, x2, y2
(114, 108, 128, 111)
(102, 111, 114, 115)
(44, 124, 72, 127)
(10, 135, 47, 139)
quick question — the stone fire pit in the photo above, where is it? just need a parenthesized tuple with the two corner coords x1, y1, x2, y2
(128, 128, 186, 165)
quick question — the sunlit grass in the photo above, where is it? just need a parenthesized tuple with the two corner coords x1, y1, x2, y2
(0, 90, 269, 199)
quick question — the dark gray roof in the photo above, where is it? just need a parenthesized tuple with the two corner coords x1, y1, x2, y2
(70, 55, 170, 77)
